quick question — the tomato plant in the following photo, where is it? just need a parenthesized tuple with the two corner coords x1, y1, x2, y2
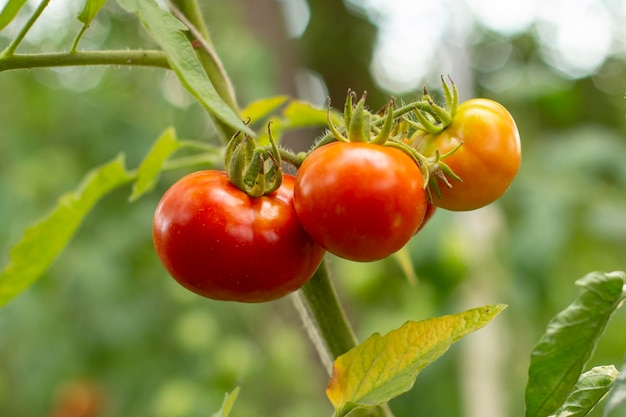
(412, 98, 521, 211)
(17, 6, 626, 417)
(152, 170, 325, 303)
(294, 142, 428, 262)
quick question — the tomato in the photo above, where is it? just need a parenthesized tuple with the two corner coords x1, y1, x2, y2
(414, 98, 521, 211)
(152, 171, 325, 303)
(294, 142, 428, 262)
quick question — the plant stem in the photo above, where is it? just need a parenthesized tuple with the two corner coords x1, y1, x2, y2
(70, 25, 89, 53)
(0, 50, 170, 72)
(1, 0, 51, 58)
(295, 260, 396, 417)
(298, 259, 358, 363)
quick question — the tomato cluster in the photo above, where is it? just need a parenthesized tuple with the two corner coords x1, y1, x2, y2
(153, 80, 521, 303)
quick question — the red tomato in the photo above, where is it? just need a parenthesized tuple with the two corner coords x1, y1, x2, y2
(294, 142, 427, 262)
(416, 202, 437, 233)
(414, 98, 521, 211)
(153, 171, 325, 303)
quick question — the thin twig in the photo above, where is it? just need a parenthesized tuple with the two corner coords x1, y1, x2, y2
(1, 0, 51, 57)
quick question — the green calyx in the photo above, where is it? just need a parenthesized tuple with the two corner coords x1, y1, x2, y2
(225, 123, 283, 197)
(327, 90, 395, 146)
(408, 75, 459, 135)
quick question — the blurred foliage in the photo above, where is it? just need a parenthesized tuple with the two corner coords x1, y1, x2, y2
(1, 1, 625, 417)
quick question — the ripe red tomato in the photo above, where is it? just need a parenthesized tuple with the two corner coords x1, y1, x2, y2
(294, 142, 427, 262)
(416, 202, 436, 233)
(153, 171, 325, 303)
(414, 98, 521, 211)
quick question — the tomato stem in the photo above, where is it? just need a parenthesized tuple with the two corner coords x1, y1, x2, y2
(295, 260, 396, 417)
(297, 260, 357, 362)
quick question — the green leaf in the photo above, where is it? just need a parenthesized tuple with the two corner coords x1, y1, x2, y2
(115, 0, 253, 138)
(77, 0, 107, 25)
(525, 271, 626, 417)
(255, 100, 341, 145)
(129, 127, 180, 202)
(283, 100, 333, 128)
(241, 96, 288, 124)
(551, 366, 619, 417)
(326, 304, 507, 417)
(604, 358, 626, 417)
(0, 156, 134, 308)
(211, 387, 240, 417)
(0, 0, 27, 31)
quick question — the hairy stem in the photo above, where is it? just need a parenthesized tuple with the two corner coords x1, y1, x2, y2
(296, 260, 396, 417)
(298, 260, 358, 364)
(1, 0, 51, 58)
(0, 50, 170, 72)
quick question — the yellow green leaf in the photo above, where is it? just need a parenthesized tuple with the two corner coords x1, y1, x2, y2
(212, 387, 240, 417)
(129, 127, 179, 202)
(326, 304, 507, 417)
(241, 96, 288, 124)
(0, 156, 134, 308)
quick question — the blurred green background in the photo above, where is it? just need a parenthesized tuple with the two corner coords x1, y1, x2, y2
(1, 0, 625, 416)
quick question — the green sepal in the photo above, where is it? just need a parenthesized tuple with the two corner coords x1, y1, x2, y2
(242, 148, 267, 197)
(349, 95, 369, 143)
(413, 104, 443, 134)
(371, 101, 395, 145)
(225, 125, 283, 197)
(327, 100, 349, 143)
(441, 75, 458, 117)
(343, 90, 355, 131)
(427, 97, 452, 126)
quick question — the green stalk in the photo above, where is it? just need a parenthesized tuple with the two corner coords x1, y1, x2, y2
(297, 260, 358, 361)
(1, 0, 51, 57)
(295, 260, 396, 417)
(0, 50, 169, 72)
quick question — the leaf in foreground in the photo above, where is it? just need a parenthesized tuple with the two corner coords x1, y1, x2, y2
(0, 156, 134, 308)
(604, 357, 626, 417)
(0, 0, 27, 31)
(241, 96, 288, 124)
(326, 304, 507, 417)
(129, 127, 179, 202)
(116, 0, 253, 137)
(211, 387, 240, 417)
(551, 365, 619, 417)
(77, 0, 107, 25)
(525, 271, 626, 417)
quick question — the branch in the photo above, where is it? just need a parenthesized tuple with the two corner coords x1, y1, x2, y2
(1, 0, 51, 57)
(0, 50, 170, 72)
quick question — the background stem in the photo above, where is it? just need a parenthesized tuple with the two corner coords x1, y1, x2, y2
(0, 50, 169, 72)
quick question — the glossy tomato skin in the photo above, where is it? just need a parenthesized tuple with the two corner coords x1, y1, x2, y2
(416, 202, 436, 233)
(294, 142, 427, 262)
(415, 98, 521, 211)
(153, 171, 325, 303)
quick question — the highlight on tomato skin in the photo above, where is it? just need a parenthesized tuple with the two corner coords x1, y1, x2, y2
(293, 142, 428, 262)
(413, 98, 521, 211)
(152, 171, 326, 303)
